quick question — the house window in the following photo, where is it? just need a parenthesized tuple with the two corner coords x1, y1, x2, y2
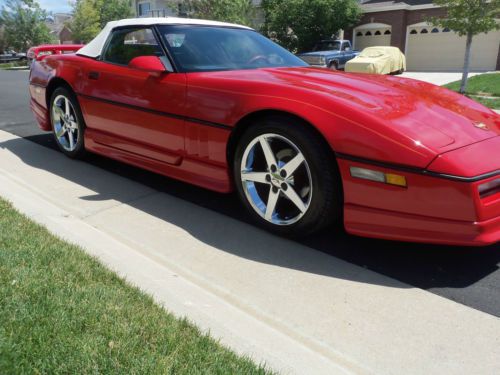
(375, 30, 381, 35)
(138, 2, 151, 17)
(356, 32, 363, 37)
(365, 31, 372, 36)
(384, 30, 391, 35)
(410, 29, 418, 34)
(431, 28, 439, 33)
(443, 28, 451, 32)
(420, 29, 429, 34)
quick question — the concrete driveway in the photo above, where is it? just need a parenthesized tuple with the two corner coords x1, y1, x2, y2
(400, 71, 487, 86)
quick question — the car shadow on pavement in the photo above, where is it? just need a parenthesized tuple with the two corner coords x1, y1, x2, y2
(2, 135, 499, 294)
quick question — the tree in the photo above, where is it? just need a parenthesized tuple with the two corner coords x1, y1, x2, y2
(430, 0, 500, 94)
(70, 0, 100, 43)
(0, 26, 6, 53)
(0, 0, 54, 51)
(70, 0, 132, 43)
(169, 0, 255, 26)
(261, 0, 361, 53)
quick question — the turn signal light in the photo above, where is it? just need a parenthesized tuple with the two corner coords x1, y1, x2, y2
(478, 178, 500, 199)
(350, 167, 407, 188)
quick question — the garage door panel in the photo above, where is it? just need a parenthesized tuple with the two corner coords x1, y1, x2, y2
(407, 27, 500, 71)
(354, 26, 392, 51)
(470, 32, 500, 70)
(356, 35, 391, 51)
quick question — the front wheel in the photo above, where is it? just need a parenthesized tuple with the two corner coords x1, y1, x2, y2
(233, 117, 342, 237)
(50, 87, 86, 159)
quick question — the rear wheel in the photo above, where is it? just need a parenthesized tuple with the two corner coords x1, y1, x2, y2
(50, 87, 86, 159)
(233, 117, 342, 237)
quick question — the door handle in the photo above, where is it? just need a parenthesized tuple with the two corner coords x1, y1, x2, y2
(88, 71, 100, 80)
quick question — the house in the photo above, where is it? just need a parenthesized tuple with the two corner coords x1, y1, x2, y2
(131, 1, 180, 17)
(46, 13, 74, 44)
(130, 0, 264, 27)
(345, 0, 500, 71)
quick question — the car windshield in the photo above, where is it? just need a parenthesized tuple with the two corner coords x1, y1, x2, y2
(158, 25, 307, 72)
(312, 41, 340, 52)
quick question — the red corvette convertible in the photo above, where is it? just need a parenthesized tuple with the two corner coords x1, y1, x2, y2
(29, 18, 499, 246)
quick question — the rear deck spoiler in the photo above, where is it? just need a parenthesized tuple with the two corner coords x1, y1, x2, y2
(27, 44, 85, 62)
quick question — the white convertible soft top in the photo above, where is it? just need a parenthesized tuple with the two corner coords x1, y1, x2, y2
(77, 17, 252, 58)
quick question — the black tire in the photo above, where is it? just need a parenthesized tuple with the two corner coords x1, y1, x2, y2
(329, 61, 338, 70)
(49, 86, 86, 159)
(233, 116, 342, 238)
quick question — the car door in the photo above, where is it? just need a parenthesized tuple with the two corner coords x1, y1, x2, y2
(78, 26, 186, 166)
(339, 42, 350, 67)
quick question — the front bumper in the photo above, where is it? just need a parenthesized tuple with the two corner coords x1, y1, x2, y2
(337, 158, 500, 247)
(344, 204, 500, 247)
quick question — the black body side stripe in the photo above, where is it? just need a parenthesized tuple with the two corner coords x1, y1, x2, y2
(335, 152, 499, 183)
(76, 93, 233, 131)
(54, 92, 500, 182)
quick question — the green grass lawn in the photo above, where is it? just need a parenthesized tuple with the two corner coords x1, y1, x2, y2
(444, 73, 500, 109)
(0, 198, 271, 374)
(0, 61, 29, 70)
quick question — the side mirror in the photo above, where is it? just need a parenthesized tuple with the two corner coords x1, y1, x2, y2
(128, 56, 166, 77)
(345, 47, 351, 52)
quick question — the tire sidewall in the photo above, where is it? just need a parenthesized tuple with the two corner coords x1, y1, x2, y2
(50, 87, 86, 158)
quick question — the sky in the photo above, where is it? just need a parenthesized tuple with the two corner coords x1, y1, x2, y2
(0, 0, 73, 14)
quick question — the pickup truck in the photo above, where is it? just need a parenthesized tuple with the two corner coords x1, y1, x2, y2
(0, 49, 27, 63)
(297, 40, 359, 70)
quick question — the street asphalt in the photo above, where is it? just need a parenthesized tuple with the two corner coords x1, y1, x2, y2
(1, 69, 499, 317)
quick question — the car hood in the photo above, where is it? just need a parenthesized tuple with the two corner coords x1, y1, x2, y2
(262, 67, 499, 153)
(298, 50, 340, 57)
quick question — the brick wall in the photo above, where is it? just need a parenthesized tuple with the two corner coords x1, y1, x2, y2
(347, 8, 446, 51)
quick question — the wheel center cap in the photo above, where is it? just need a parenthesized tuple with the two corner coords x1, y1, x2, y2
(270, 173, 283, 187)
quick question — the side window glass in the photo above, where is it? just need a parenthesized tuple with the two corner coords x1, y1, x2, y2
(103, 28, 163, 66)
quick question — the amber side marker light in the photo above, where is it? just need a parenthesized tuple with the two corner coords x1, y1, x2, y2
(478, 178, 500, 199)
(350, 167, 407, 187)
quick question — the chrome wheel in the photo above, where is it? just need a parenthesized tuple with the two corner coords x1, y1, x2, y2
(240, 133, 313, 225)
(51, 95, 79, 152)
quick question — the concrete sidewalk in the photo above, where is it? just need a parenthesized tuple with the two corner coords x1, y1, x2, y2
(0, 130, 499, 375)
(400, 72, 488, 86)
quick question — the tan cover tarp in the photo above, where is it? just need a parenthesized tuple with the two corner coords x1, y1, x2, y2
(345, 47, 406, 74)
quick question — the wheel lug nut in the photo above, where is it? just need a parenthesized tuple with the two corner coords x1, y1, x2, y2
(280, 170, 287, 178)
(281, 183, 288, 191)
(272, 186, 279, 193)
(270, 165, 277, 173)
(266, 174, 271, 182)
